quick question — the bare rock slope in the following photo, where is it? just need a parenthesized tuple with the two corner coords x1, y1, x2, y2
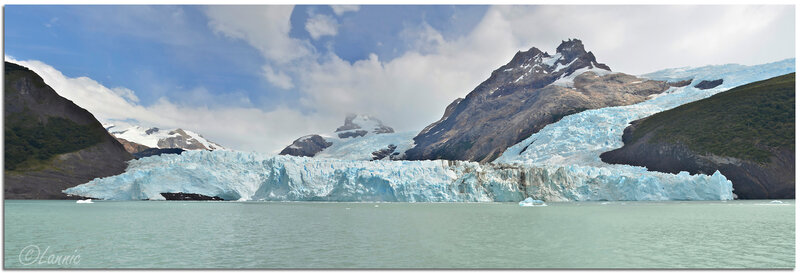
(4, 62, 133, 199)
(405, 39, 669, 162)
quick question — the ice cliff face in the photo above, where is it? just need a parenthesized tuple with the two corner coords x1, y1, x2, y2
(64, 150, 732, 201)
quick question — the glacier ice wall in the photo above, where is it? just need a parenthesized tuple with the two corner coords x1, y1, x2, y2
(64, 150, 732, 201)
(495, 58, 795, 197)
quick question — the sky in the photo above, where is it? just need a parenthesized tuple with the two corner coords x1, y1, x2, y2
(4, 5, 795, 153)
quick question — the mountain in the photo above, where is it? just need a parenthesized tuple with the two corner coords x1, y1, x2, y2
(280, 114, 414, 160)
(105, 124, 225, 153)
(62, 59, 796, 202)
(4, 62, 133, 199)
(334, 114, 394, 138)
(404, 39, 670, 162)
(601, 73, 795, 199)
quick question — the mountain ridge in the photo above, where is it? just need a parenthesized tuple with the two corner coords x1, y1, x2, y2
(4, 61, 133, 199)
(601, 73, 795, 199)
(404, 38, 669, 162)
(105, 124, 225, 153)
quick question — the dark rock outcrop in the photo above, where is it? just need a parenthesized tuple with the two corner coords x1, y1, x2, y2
(371, 144, 398, 160)
(279, 135, 333, 157)
(4, 62, 134, 199)
(115, 137, 151, 154)
(337, 130, 368, 139)
(132, 148, 185, 159)
(405, 39, 670, 163)
(160, 192, 224, 201)
(157, 128, 217, 150)
(668, 79, 693, 87)
(601, 73, 795, 199)
(694, 79, 723, 89)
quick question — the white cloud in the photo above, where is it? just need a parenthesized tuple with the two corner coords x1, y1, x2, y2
(110, 87, 140, 103)
(491, 5, 795, 74)
(44, 17, 59, 28)
(204, 6, 311, 64)
(287, 7, 522, 133)
(330, 5, 359, 16)
(5, 56, 337, 154)
(10, 5, 792, 154)
(305, 13, 339, 40)
(276, 5, 794, 134)
(400, 22, 447, 54)
(262, 65, 294, 89)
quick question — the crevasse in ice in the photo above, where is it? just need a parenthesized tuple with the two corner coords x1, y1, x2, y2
(64, 59, 794, 201)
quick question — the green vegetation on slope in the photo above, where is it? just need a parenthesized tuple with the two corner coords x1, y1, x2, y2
(4, 112, 105, 171)
(631, 73, 795, 163)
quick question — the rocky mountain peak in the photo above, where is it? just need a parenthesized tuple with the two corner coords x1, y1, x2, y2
(490, 38, 611, 91)
(335, 113, 394, 138)
(555, 38, 587, 60)
(107, 125, 225, 152)
(405, 39, 669, 163)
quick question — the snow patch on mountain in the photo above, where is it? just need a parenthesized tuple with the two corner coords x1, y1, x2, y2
(107, 125, 225, 151)
(315, 131, 417, 160)
(281, 113, 412, 159)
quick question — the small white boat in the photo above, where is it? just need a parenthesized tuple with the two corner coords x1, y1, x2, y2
(76, 199, 93, 204)
(770, 200, 783, 204)
(519, 197, 547, 207)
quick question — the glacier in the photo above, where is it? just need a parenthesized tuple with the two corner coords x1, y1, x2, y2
(64, 150, 732, 201)
(314, 131, 416, 161)
(64, 59, 794, 202)
(495, 58, 795, 198)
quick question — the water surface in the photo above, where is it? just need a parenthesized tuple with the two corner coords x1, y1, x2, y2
(4, 200, 794, 268)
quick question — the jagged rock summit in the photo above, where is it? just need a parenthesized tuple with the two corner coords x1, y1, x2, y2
(499, 38, 611, 89)
(404, 39, 669, 162)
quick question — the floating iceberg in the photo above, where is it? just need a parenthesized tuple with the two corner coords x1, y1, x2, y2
(76, 199, 93, 204)
(519, 197, 546, 207)
(64, 150, 733, 202)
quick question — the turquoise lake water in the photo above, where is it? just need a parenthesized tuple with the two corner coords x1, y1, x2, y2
(3, 200, 795, 269)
